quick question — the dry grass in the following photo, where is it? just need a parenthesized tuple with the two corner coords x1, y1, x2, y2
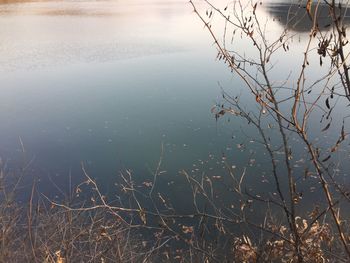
(0, 185, 150, 263)
(0, 204, 148, 263)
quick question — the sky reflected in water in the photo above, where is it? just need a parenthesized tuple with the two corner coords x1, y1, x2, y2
(0, 0, 241, 198)
(0, 0, 349, 207)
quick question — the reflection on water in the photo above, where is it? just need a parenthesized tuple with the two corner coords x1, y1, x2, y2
(1, 3, 350, 259)
(0, 0, 235, 199)
(266, 1, 350, 31)
(0, 0, 348, 214)
(0, 0, 193, 72)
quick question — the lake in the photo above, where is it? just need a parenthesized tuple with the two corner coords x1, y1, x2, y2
(0, 0, 232, 196)
(1, 0, 350, 222)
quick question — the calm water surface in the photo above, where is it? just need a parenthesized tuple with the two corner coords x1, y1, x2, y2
(0, 0, 242, 198)
(0, 0, 349, 207)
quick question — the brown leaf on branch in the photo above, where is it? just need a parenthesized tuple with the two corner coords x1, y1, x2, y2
(306, 0, 312, 20)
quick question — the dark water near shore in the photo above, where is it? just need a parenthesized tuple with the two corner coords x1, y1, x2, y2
(1, 0, 350, 221)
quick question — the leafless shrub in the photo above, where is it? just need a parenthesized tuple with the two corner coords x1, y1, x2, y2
(3, 0, 350, 262)
(0, 165, 150, 263)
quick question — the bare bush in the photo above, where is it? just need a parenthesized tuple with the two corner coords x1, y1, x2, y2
(3, 0, 350, 262)
(0, 166, 149, 263)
